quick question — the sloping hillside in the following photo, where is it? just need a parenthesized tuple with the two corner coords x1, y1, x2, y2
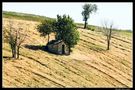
(2, 18, 132, 88)
(3, 11, 55, 22)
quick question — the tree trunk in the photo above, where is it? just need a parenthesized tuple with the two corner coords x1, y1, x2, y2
(12, 49, 15, 58)
(48, 34, 50, 43)
(84, 20, 87, 29)
(68, 46, 71, 55)
(17, 46, 20, 59)
(107, 29, 112, 50)
(12, 46, 16, 58)
(107, 38, 110, 50)
(69, 47, 70, 55)
(10, 44, 14, 58)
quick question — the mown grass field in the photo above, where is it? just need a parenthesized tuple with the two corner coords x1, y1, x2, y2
(2, 15, 132, 87)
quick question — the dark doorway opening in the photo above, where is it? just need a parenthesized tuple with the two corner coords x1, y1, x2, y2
(62, 45, 65, 54)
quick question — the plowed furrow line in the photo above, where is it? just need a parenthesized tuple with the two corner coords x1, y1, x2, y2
(14, 54, 69, 85)
(20, 55, 79, 86)
(81, 34, 130, 56)
(3, 76, 19, 87)
(3, 78, 18, 87)
(96, 60, 131, 82)
(82, 32, 131, 52)
(99, 56, 131, 77)
(113, 35, 131, 42)
(73, 58, 131, 86)
(21, 54, 83, 86)
(81, 35, 106, 46)
(101, 52, 131, 69)
(14, 66, 66, 87)
(111, 41, 131, 49)
(97, 54, 131, 76)
(81, 35, 131, 53)
(112, 36, 131, 44)
(111, 44, 130, 52)
(84, 62, 129, 87)
(68, 59, 119, 86)
(53, 58, 94, 86)
(88, 53, 131, 81)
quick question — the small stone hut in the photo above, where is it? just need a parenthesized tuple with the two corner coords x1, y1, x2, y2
(47, 40, 69, 55)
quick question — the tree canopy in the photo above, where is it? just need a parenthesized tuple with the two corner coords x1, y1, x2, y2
(37, 19, 56, 43)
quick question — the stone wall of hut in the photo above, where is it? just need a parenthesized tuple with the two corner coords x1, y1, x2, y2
(48, 41, 69, 55)
(48, 44, 58, 53)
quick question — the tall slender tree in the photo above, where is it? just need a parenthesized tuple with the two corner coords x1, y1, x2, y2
(82, 4, 97, 29)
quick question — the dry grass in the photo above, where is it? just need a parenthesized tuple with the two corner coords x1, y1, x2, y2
(2, 18, 132, 88)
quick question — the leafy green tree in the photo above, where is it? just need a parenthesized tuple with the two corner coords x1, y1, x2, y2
(82, 4, 97, 29)
(37, 19, 56, 44)
(64, 30, 80, 54)
(55, 15, 80, 54)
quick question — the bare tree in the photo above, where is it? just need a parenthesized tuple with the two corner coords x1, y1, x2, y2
(16, 26, 28, 59)
(4, 20, 28, 59)
(101, 20, 114, 50)
(7, 20, 17, 58)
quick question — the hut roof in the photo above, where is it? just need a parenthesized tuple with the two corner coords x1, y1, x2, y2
(47, 40, 63, 45)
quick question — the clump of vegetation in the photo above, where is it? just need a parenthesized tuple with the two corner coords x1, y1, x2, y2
(87, 26, 91, 30)
(87, 25, 95, 31)
(37, 14, 80, 54)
